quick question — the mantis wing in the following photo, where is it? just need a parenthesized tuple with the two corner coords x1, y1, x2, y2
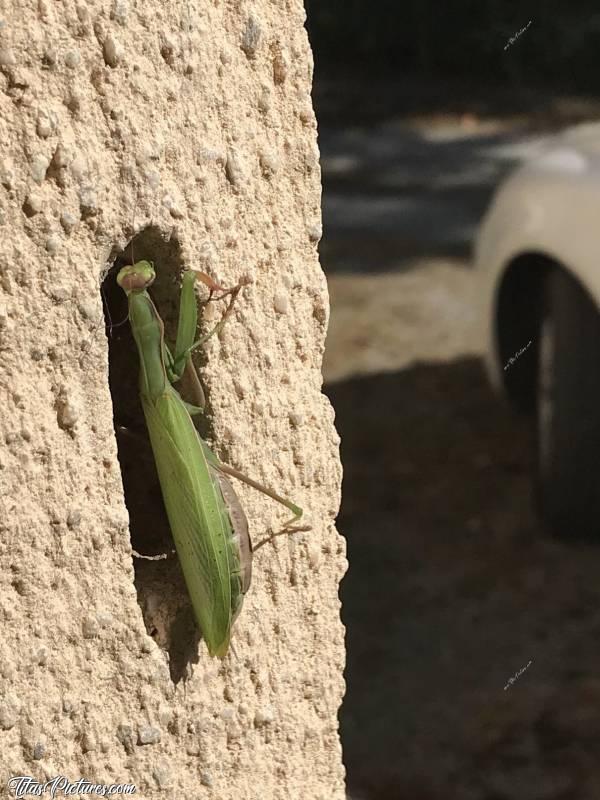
(142, 389, 235, 658)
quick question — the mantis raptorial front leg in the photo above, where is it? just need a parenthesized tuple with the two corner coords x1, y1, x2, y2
(117, 260, 309, 658)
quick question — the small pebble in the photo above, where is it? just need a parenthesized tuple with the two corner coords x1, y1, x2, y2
(300, 106, 315, 125)
(143, 169, 160, 190)
(223, 684, 235, 702)
(308, 223, 322, 243)
(153, 764, 173, 790)
(307, 543, 321, 570)
(36, 111, 56, 138)
(52, 143, 72, 168)
(66, 91, 81, 114)
(1, 159, 15, 189)
(273, 292, 288, 314)
(225, 150, 244, 189)
(138, 726, 161, 745)
(0, 47, 16, 66)
(259, 149, 278, 177)
(97, 611, 112, 628)
(60, 211, 79, 233)
(23, 193, 43, 217)
(81, 731, 96, 753)
(79, 186, 97, 214)
(76, 3, 89, 23)
(50, 285, 70, 303)
(30, 154, 50, 184)
(241, 15, 261, 58)
(258, 85, 271, 113)
(32, 741, 46, 760)
(254, 707, 275, 727)
(42, 48, 57, 67)
(82, 617, 99, 639)
(111, 0, 129, 24)
(273, 51, 288, 84)
(116, 723, 136, 754)
(64, 50, 81, 68)
(67, 509, 82, 529)
(0, 696, 20, 730)
(57, 397, 78, 428)
(200, 772, 213, 787)
(70, 154, 87, 182)
(161, 194, 184, 218)
(103, 34, 123, 67)
(45, 236, 60, 256)
(160, 33, 177, 64)
(197, 146, 225, 166)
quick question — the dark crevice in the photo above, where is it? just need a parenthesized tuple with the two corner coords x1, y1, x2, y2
(102, 226, 210, 682)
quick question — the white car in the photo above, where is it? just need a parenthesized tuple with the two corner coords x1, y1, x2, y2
(476, 122, 600, 538)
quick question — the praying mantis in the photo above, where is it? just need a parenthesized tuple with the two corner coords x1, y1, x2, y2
(116, 260, 306, 658)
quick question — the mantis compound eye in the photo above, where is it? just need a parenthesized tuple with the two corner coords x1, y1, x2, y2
(116, 261, 156, 292)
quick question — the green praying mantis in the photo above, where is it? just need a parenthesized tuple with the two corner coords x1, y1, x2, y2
(116, 260, 307, 658)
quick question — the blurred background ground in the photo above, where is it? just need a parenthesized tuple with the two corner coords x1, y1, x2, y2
(305, 6, 600, 797)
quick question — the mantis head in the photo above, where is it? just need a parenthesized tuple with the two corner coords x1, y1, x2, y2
(117, 260, 156, 294)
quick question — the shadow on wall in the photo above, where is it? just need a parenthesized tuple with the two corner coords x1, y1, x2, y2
(327, 358, 600, 798)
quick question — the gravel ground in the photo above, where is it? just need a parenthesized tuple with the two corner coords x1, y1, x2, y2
(318, 80, 600, 799)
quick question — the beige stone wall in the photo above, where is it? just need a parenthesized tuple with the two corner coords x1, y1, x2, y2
(0, 1, 345, 797)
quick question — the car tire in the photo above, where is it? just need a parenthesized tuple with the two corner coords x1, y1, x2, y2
(535, 268, 600, 539)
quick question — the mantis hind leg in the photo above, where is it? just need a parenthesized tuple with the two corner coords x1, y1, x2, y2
(211, 461, 311, 549)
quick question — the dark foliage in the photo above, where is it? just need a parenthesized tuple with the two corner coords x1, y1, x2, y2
(305, 0, 600, 91)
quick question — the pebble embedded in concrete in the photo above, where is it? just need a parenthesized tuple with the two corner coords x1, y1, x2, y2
(23, 193, 43, 217)
(36, 111, 56, 139)
(0, 696, 20, 730)
(60, 211, 79, 233)
(111, 0, 129, 24)
(225, 150, 245, 189)
(274, 292, 288, 314)
(67, 509, 82, 529)
(0, 47, 16, 66)
(103, 35, 123, 68)
(45, 236, 60, 255)
(254, 707, 275, 727)
(32, 741, 46, 760)
(241, 16, 261, 58)
(308, 223, 322, 243)
(138, 725, 161, 745)
(30, 154, 50, 184)
(259, 148, 278, 177)
(273, 50, 288, 85)
(153, 763, 173, 790)
(79, 186, 97, 214)
(82, 617, 100, 639)
(64, 50, 81, 68)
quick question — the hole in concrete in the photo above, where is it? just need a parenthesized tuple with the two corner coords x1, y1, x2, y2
(103, 226, 212, 682)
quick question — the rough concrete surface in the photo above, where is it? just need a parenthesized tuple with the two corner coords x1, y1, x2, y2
(0, 2, 345, 797)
